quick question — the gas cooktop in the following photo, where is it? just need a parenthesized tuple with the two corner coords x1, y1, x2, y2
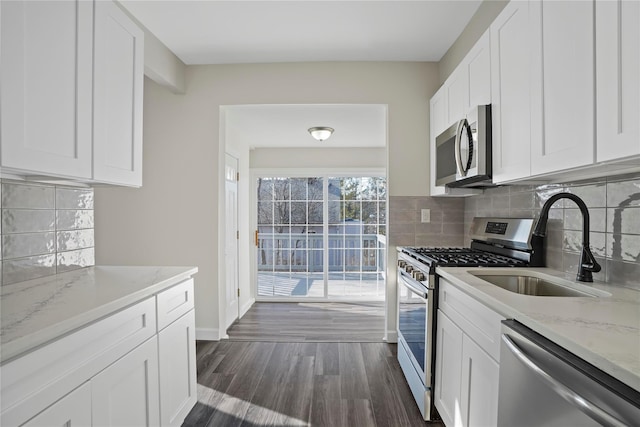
(399, 217, 543, 270)
(401, 246, 527, 267)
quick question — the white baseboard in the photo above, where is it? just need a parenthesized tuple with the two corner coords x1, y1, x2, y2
(385, 330, 398, 343)
(239, 298, 255, 318)
(196, 328, 220, 341)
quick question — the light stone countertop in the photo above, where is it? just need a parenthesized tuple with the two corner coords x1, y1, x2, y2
(436, 266, 640, 391)
(0, 265, 198, 364)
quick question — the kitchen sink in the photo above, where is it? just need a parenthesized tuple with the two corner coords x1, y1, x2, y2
(469, 271, 607, 297)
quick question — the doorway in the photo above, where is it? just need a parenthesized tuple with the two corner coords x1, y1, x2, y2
(254, 174, 386, 301)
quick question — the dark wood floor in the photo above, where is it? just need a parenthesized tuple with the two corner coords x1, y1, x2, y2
(182, 302, 432, 426)
(226, 302, 386, 342)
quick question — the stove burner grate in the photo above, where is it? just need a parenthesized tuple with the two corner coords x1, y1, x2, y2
(402, 247, 526, 268)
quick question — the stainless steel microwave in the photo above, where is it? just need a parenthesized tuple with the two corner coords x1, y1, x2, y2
(435, 104, 492, 188)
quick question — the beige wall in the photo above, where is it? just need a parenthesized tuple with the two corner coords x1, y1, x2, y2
(250, 147, 386, 169)
(96, 62, 439, 338)
(438, 0, 508, 84)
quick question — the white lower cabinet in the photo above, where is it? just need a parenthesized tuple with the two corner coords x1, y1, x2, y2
(92, 337, 161, 426)
(435, 310, 463, 427)
(460, 334, 500, 427)
(1, 279, 197, 427)
(22, 382, 92, 427)
(159, 310, 197, 427)
(435, 278, 504, 427)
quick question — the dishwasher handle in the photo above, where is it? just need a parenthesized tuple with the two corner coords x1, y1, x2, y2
(501, 334, 627, 427)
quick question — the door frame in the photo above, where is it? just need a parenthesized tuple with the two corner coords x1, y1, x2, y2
(250, 168, 387, 303)
(224, 153, 240, 330)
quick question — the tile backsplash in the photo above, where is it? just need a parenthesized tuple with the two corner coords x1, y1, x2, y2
(389, 196, 465, 247)
(1, 180, 95, 285)
(464, 174, 640, 289)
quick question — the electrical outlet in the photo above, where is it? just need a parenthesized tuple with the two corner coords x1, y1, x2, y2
(421, 209, 431, 223)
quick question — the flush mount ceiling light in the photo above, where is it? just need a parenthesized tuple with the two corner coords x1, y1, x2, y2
(308, 126, 334, 142)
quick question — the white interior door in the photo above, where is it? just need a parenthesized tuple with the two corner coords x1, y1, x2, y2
(225, 154, 239, 329)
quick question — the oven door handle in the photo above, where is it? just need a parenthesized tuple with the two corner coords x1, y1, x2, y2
(501, 334, 627, 427)
(399, 271, 428, 299)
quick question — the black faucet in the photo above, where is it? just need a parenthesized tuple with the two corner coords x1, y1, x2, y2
(532, 192, 601, 282)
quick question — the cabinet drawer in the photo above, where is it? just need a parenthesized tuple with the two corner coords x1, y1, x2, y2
(1, 297, 156, 427)
(157, 279, 194, 331)
(438, 279, 505, 361)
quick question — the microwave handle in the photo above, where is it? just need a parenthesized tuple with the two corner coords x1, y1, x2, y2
(454, 118, 473, 176)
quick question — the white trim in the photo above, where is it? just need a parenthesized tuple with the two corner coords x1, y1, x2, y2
(239, 298, 255, 318)
(385, 330, 398, 343)
(196, 328, 220, 341)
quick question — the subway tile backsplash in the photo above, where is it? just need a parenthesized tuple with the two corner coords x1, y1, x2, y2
(389, 196, 465, 247)
(464, 173, 640, 290)
(1, 180, 95, 285)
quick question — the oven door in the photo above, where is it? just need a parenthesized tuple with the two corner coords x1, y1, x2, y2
(397, 270, 431, 381)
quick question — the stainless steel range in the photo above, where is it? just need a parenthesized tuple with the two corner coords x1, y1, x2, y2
(396, 217, 543, 421)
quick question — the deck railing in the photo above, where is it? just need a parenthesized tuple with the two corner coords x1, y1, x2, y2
(257, 233, 386, 274)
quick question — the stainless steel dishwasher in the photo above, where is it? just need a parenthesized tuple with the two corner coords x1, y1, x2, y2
(497, 320, 640, 426)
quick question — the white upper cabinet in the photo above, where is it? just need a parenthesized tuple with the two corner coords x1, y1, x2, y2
(596, 0, 640, 162)
(466, 31, 491, 108)
(445, 67, 469, 127)
(490, 1, 532, 183)
(93, 0, 144, 187)
(0, 0, 93, 179)
(0, 0, 144, 187)
(529, 0, 595, 175)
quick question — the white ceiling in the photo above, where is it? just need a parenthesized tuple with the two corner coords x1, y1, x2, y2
(119, 0, 482, 65)
(120, 1, 482, 149)
(224, 104, 387, 148)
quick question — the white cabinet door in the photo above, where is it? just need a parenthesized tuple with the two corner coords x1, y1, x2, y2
(93, 0, 144, 187)
(445, 67, 469, 126)
(596, 0, 640, 162)
(530, 0, 595, 175)
(0, 0, 93, 179)
(434, 310, 463, 427)
(490, 0, 532, 183)
(466, 31, 491, 108)
(22, 382, 91, 427)
(460, 334, 500, 427)
(158, 310, 197, 427)
(92, 337, 160, 427)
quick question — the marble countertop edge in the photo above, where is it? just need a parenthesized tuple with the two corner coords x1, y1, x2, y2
(435, 266, 640, 392)
(1, 265, 199, 364)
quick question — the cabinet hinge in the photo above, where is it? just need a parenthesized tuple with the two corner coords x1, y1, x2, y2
(237, 288, 240, 297)
(237, 230, 239, 239)
(236, 172, 240, 181)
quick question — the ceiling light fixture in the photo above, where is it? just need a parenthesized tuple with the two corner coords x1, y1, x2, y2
(308, 126, 334, 142)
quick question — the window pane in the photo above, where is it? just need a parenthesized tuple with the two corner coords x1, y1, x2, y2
(291, 202, 307, 224)
(257, 178, 274, 200)
(273, 179, 290, 200)
(308, 202, 323, 224)
(290, 178, 307, 200)
(257, 202, 273, 224)
(362, 201, 377, 223)
(308, 178, 323, 200)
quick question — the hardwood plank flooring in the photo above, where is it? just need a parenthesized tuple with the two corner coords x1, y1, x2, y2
(183, 302, 436, 426)
(226, 302, 385, 342)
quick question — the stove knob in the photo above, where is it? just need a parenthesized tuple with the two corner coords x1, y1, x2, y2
(405, 266, 414, 273)
(413, 272, 425, 281)
(397, 260, 406, 268)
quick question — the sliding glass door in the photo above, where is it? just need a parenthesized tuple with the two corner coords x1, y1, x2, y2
(256, 175, 386, 300)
